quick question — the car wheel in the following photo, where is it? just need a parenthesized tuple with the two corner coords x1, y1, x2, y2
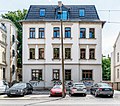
(90, 90, 93, 95)
(109, 95, 113, 98)
(29, 90, 33, 94)
(7, 94, 11, 97)
(50, 94, 52, 97)
(83, 93, 86, 97)
(69, 93, 73, 97)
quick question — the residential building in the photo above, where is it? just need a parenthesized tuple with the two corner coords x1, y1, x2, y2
(21, 2, 105, 88)
(0, 19, 18, 82)
(0, 22, 7, 80)
(111, 32, 120, 84)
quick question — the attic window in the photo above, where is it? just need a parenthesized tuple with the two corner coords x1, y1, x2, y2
(40, 9, 45, 16)
(79, 9, 85, 17)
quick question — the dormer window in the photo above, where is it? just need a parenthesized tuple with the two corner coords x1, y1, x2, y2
(57, 10, 68, 20)
(79, 9, 85, 17)
(40, 9, 45, 17)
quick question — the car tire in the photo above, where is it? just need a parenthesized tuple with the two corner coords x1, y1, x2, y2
(109, 95, 113, 98)
(90, 90, 93, 95)
(7, 94, 11, 97)
(29, 90, 33, 94)
(83, 93, 86, 97)
(50, 94, 52, 97)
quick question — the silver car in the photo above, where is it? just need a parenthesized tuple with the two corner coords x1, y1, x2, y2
(90, 82, 114, 97)
(69, 82, 87, 96)
(0, 80, 9, 94)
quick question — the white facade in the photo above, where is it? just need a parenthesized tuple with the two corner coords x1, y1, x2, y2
(111, 32, 120, 82)
(0, 23, 7, 80)
(0, 19, 17, 82)
(22, 21, 104, 88)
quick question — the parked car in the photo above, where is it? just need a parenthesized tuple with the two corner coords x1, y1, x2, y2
(69, 82, 87, 96)
(50, 85, 66, 97)
(90, 82, 114, 97)
(0, 80, 9, 94)
(6, 82, 33, 97)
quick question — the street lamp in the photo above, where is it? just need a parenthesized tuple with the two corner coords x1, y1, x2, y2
(58, 2, 66, 98)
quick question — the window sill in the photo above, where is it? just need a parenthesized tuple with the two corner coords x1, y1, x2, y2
(51, 80, 61, 81)
(64, 58, 72, 60)
(52, 37, 60, 40)
(28, 38, 36, 39)
(79, 58, 87, 60)
(37, 38, 45, 39)
(28, 59, 36, 60)
(30, 80, 44, 82)
(52, 58, 61, 61)
(64, 37, 72, 39)
(79, 38, 96, 39)
(37, 58, 45, 60)
(88, 59, 96, 60)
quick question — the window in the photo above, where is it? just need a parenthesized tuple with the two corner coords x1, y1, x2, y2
(89, 49, 95, 59)
(2, 52, 6, 63)
(117, 69, 119, 79)
(117, 52, 119, 62)
(53, 27, 60, 38)
(82, 70, 92, 80)
(3, 68, 5, 79)
(29, 48, 35, 59)
(65, 70, 71, 80)
(39, 28, 44, 38)
(29, 28, 35, 38)
(80, 49, 86, 59)
(80, 28, 86, 38)
(65, 48, 71, 59)
(57, 11, 68, 20)
(40, 9, 45, 16)
(65, 27, 71, 38)
(53, 48, 59, 59)
(79, 9, 85, 16)
(12, 65, 15, 75)
(12, 50, 15, 57)
(53, 69, 60, 80)
(32, 69, 42, 80)
(39, 48, 44, 59)
(89, 28, 95, 38)
(12, 35, 15, 43)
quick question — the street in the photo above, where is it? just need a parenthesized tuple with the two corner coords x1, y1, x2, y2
(0, 91, 120, 106)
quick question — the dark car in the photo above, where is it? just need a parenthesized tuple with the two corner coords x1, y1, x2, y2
(90, 82, 114, 97)
(6, 82, 33, 97)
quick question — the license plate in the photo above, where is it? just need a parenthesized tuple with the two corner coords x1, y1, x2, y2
(56, 92, 60, 94)
(105, 89, 110, 91)
(10, 92, 16, 94)
(77, 89, 82, 91)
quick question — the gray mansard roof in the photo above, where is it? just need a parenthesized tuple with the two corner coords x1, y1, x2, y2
(25, 5, 100, 21)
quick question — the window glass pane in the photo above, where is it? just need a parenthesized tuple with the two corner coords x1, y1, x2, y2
(80, 49, 86, 59)
(53, 69, 59, 80)
(39, 48, 44, 59)
(89, 49, 95, 59)
(32, 69, 42, 80)
(79, 9, 85, 16)
(53, 48, 59, 59)
(40, 9, 45, 16)
(53, 27, 60, 38)
(65, 27, 71, 38)
(39, 28, 44, 38)
(65, 70, 71, 80)
(65, 48, 71, 59)
(82, 70, 92, 80)
(29, 28, 35, 38)
(89, 28, 95, 38)
(80, 28, 86, 38)
(30, 48, 35, 59)
(57, 10, 68, 20)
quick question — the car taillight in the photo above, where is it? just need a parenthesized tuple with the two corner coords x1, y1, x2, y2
(72, 87, 77, 89)
(98, 88, 102, 91)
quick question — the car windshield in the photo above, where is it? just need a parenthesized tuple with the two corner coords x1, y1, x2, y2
(74, 84, 84, 87)
(99, 83, 111, 87)
(53, 86, 62, 89)
(12, 83, 26, 88)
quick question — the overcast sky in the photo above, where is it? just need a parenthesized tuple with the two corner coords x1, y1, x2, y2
(0, 0, 120, 57)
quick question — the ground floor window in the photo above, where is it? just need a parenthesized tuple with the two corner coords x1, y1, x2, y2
(3, 68, 5, 79)
(82, 70, 93, 80)
(65, 70, 71, 80)
(53, 69, 60, 80)
(32, 69, 42, 81)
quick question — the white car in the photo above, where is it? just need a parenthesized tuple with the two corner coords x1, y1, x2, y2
(69, 82, 87, 96)
(0, 80, 9, 94)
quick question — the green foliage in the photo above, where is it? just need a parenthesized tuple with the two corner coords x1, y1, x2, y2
(102, 56, 111, 81)
(2, 9, 27, 68)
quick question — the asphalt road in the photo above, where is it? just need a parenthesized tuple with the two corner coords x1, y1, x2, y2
(0, 90, 120, 106)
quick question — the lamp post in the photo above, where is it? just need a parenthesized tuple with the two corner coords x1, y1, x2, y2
(58, 4, 65, 98)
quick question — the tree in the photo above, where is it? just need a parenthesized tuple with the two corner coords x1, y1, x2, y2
(102, 56, 111, 81)
(2, 9, 27, 68)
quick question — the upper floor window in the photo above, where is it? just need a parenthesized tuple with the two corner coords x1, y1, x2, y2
(53, 27, 60, 38)
(80, 28, 86, 38)
(29, 28, 35, 38)
(40, 9, 45, 17)
(39, 48, 44, 59)
(53, 48, 59, 59)
(89, 28, 95, 38)
(2, 52, 6, 63)
(12, 35, 15, 44)
(80, 49, 86, 59)
(65, 48, 71, 59)
(117, 52, 119, 62)
(57, 10, 68, 20)
(32, 69, 42, 80)
(89, 49, 95, 59)
(65, 27, 71, 38)
(39, 28, 44, 38)
(29, 48, 35, 59)
(79, 9, 85, 17)
(117, 69, 119, 79)
(12, 65, 15, 75)
(53, 69, 60, 80)
(12, 50, 15, 57)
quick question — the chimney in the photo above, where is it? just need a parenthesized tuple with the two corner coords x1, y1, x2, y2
(58, 1, 62, 7)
